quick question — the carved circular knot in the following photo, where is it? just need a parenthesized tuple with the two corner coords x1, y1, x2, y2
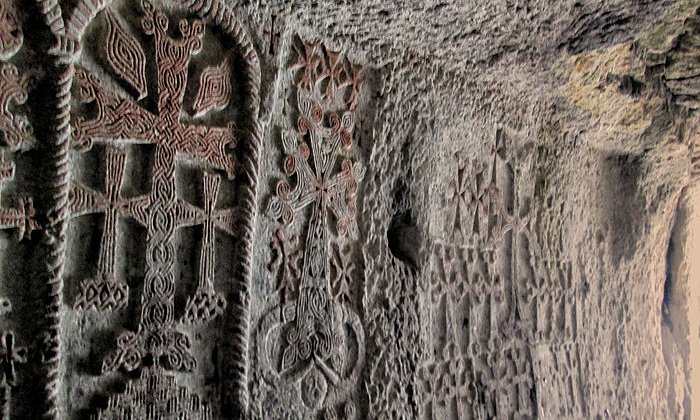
(284, 155, 296, 175)
(297, 116, 311, 134)
(340, 130, 352, 149)
(300, 368, 327, 409)
(298, 338, 312, 359)
(311, 103, 323, 124)
(175, 331, 191, 348)
(341, 159, 352, 175)
(282, 205, 294, 225)
(155, 13, 169, 32)
(336, 219, 348, 236)
(276, 179, 291, 199)
(165, 348, 183, 369)
(328, 112, 341, 133)
(122, 348, 142, 372)
(299, 142, 310, 160)
(341, 111, 354, 129)
(286, 326, 299, 344)
(117, 331, 138, 347)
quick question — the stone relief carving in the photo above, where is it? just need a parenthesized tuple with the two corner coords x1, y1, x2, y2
(45, 0, 261, 416)
(0, 0, 35, 240)
(0, 1, 691, 418)
(254, 35, 366, 418)
(418, 128, 537, 419)
(0, 2, 32, 417)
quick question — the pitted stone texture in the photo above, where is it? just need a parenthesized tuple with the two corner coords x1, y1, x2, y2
(0, 0, 697, 419)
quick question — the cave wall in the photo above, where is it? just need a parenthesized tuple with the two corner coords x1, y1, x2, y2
(0, 0, 698, 419)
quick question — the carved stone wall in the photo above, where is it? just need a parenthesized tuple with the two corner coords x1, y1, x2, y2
(0, 0, 698, 419)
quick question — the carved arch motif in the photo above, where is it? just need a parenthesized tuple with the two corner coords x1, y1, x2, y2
(44, 0, 261, 415)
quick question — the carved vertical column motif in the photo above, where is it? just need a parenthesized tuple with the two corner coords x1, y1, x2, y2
(254, 35, 367, 419)
(418, 128, 539, 419)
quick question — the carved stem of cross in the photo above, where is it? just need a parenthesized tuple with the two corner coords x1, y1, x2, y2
(178, 172, 233, 293)
(199, 174, 218, 291)
(97, 147, 126, 279)
(299, 198, 332, 293)
(140, 145, 177, 330)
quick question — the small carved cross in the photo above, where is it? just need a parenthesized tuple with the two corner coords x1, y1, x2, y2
(0, 331, 26, 388)
(177, 173, 235, 291)
(264, 14, 280, 55)
(70, 147, 135, 278)
(177, 173, 234, 323)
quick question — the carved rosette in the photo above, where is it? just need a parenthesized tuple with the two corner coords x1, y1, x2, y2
(256, 36, 366, 418)
(51, 0, 261, 415)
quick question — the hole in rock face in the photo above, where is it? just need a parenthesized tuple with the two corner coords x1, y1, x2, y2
(387, 209, 421, 269)
(386, 178, 422, 269)
(618, 75, 645, 97)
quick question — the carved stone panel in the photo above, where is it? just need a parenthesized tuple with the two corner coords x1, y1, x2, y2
(253, 35, 367, 419)
(418, 127, 538, 419)
(0, 1, 694, 419)
(49, 0, 260, 416)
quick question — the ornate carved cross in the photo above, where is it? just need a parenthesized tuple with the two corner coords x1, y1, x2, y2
(71, 0, 236, 371)
(0, 61, 36, 240)
(70, 147, 140, 310)
(178, 173, 234, 324)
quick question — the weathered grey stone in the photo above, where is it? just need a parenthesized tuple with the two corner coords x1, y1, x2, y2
(0, 0, 697, 418)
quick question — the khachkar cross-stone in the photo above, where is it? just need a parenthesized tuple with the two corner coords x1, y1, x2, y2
(66, 0, 236, 376)
(259, 37, 366, 417)
(0, 0, 36, 240)
(0, 2, 33, 418)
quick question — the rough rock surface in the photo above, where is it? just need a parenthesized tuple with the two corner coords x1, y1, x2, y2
(0, 0, 698, 419)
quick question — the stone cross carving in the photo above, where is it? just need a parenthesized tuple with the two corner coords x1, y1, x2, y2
(179, 173, 233, 325)
(70, 147, 132, 310)
(0, 331, 26, 419)
(68, 0, 236, 373)
(258, 37, 366, 417)
(0, 25, 36, 240)
(0, 3, 32, 418)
